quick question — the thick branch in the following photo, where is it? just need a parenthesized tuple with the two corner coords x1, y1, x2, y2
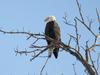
(60, 42, 96, 75)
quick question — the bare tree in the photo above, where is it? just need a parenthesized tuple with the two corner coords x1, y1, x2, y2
(0, 0, 100, 75)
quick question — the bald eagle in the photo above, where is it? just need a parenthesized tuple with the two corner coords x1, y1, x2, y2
(44, 16, 61, 59)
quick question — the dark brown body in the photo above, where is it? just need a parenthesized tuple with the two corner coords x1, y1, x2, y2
(45, 21, 60, 58)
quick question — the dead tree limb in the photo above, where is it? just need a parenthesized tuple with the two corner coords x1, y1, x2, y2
(0, 0, 100, 75)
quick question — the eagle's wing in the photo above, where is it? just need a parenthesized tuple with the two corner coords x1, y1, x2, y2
(53, 21, 61, 58)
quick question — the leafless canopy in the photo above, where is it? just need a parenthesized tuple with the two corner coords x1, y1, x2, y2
(0, 0, 100, 75)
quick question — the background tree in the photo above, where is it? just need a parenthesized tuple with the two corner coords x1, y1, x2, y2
(0, 0, 100, 75)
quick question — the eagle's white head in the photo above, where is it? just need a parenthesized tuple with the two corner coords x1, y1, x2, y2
(44, 16, 56, 23)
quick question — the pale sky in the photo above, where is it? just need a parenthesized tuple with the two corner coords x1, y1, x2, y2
(0, 0, 100, 75)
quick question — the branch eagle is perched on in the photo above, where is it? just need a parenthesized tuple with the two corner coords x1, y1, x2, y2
(44, 16, 61, 59)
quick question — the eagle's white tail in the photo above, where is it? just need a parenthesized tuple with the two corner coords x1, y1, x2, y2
(48, 47, 54, 57)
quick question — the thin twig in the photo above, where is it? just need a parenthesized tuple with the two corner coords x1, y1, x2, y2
(86, 17, 94, 29)
(96, 8, 100, 34)
(40, 57, 50, 75)
(76, 0, 84, 22)
(68, 36, 72, 46)
(15, 48, 41, 56)
(88, 44, 100, 51)
(72, 63, 77, 75)
(30, 47, 49, 61)
(85, 41, 89, 62)
(74, 19, 80, 52)
(30, 45, 47, 48)
(63, 13, 75, 27)
(97, 53, 100, 72)
(67, 34, 77, 42)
